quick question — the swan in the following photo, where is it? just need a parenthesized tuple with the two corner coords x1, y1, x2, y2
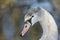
(20, 7, 58, 40)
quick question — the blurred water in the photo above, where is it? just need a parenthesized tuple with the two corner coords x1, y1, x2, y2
(13, 0, 37, 5)
(2, 13, 15, 40)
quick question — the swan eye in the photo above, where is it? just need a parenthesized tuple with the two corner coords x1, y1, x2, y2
(32, 16, 34, 17)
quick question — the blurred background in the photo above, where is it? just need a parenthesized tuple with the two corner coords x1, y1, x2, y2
(0, 0, 60, 40)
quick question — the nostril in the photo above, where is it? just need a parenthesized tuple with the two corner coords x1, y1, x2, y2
(25, 26, 27, 28)
(20, 33, 22, 37)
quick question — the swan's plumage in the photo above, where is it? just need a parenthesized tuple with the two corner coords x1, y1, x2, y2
(21, 7, 58, 40)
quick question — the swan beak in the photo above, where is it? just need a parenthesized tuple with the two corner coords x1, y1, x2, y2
(20, 21, 31, 37)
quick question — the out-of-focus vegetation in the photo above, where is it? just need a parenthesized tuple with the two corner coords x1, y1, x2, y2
(52, 0, 60, 15)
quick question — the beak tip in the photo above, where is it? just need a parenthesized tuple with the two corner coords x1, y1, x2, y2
(20, 33, 23, 37)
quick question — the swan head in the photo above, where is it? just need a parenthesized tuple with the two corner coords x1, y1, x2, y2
(25, 7, 41, 25)
(20, 7, 41, 37)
